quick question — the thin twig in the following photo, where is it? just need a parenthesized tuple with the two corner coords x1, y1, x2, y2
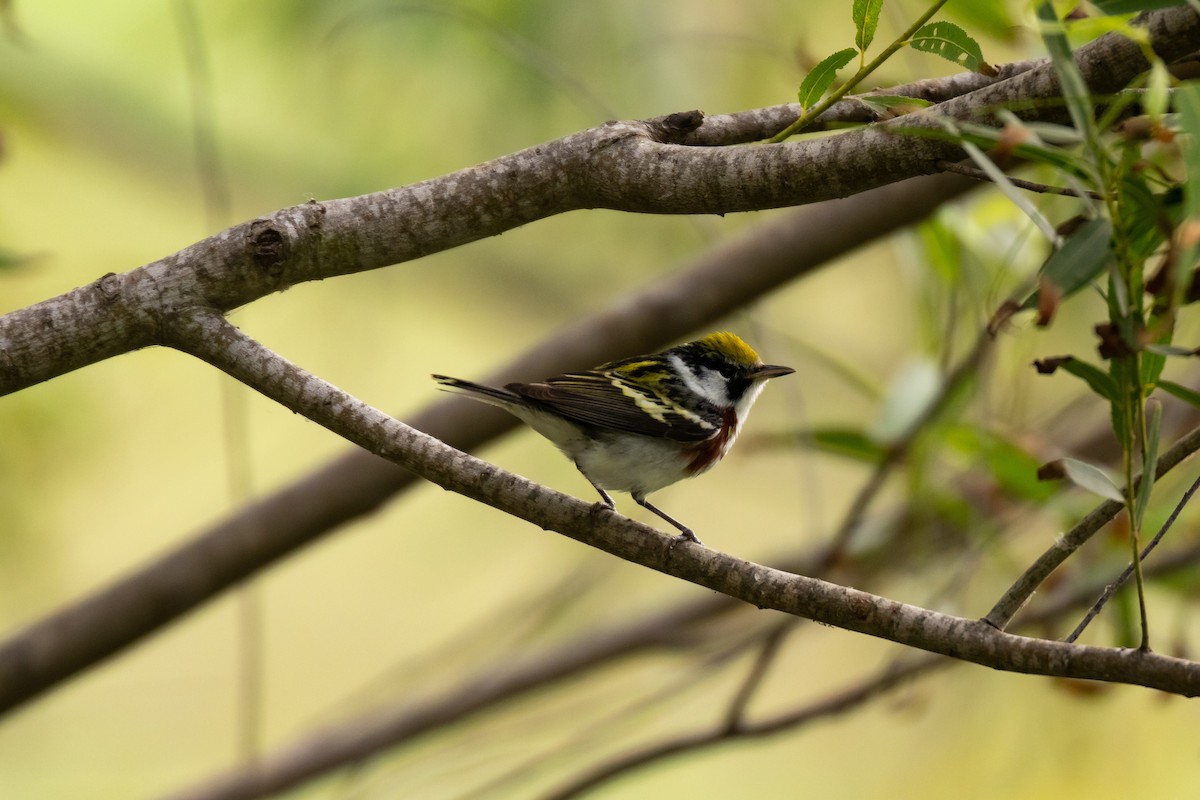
(721, 622, 792, 733)
(935, 159, 1108, 199)
(984, 423, 1200, 630)
(821, 330, 992, 569)
(542, 655, 942, 800)
(1066, 469, 1200, 643)
(543, 539, 1200, 800)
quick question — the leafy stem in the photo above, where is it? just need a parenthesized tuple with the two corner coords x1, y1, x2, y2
(770, 0, 951, 143)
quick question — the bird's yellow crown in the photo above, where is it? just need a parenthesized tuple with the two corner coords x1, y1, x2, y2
(696, 331, 761, 366)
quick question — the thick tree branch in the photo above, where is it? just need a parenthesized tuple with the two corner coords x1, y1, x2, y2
(136, 306, 1199, 800)
(0, 173, 976, 717)
(165, 536, 1200, 800)
(2, 7, 1196, 395)
(151, 307, 1200, 697)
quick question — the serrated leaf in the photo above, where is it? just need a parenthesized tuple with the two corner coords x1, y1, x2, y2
(797, 48, 857, 110)
(1022, 218, 1113, 310)
(909, 21, 993, 75)
(1158, 379, 1200, 408)
(853, 0, 884, 53)
(1040, 457, 1125, 503)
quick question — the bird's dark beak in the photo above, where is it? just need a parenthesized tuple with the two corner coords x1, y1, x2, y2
(753, 364, 795, 380)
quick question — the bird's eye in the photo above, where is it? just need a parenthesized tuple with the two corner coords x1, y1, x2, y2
(717, 364, 738, 380)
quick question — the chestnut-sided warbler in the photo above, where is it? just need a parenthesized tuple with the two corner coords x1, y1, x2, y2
(433, 331, 793, 544)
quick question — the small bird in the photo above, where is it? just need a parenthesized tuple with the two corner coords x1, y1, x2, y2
(433, 332, 793, 544)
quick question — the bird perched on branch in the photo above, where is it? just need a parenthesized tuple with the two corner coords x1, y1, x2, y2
(433, 331, 793, 545)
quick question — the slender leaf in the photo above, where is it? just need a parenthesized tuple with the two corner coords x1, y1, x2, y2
(943, 425, 1056, 502)
(1158, 379, 1200, 408)
(1143, 60, 1171, 121)
(1093, 0, 1190, 14)
(1175, 84, 1200, 302)
(952, 119, 1085, 174)
(797, 48, 857, 110)
(943, 2, 1017, 42)
(1022, 218, 1113, 309)
(855, 94, 933, 116)
(853, 0, 885, 53)
(797, 427, 886, 462)
(1036, 2, 1100, 159)
(871, 358, 941, 444)
(1142, 348, 1168, 393)
(1133, 400, 1163, 528)
(1040, 457, 1126, 503)
(909, 21, 994, 75)
(1034, 355, 1119, 402)
(1146, 345, 1200, 357)
(959, 138, 1059, 243)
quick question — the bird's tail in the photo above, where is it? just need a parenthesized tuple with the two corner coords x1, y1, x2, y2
(432, 375, 522, 407)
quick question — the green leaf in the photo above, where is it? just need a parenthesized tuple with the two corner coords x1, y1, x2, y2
(1093, 0, 1191, 14)
(918, 118, 1084, 174)
(1176, 84, 1200, 298)
(0, 245, 35, 270)
(959, 137, 1059, 243)
(1036, 2, 1100, 159)
(917, 216, 963, 286)
(1133, 400, 1162, 529)
(1158, 379, 1200, 408)
(1143, 60, 1171, 121)
(943, 425, 1056, 502)
(1034, 355, 1119, 402)
(1022, 218, 1113, 309)
(1146, 345, 1200, 357)
(944, 2, 1018, 43)
(853, 0, 885, 53)
(797, 48, 857, 110)
(797, 426, 886, 462)
(855, 94, 933, 116)
(908, 21, 992, 74)
(871, 358, 941, 444)
(1042, 457, 1126, 503)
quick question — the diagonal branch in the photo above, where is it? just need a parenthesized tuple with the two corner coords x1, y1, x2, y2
(983, 422, 1200, 630)
(0, 173, 975, 717)
(154, 306, 1200, 698)
(164, 538, 1200, 800)
(2, 6, 1196, 395)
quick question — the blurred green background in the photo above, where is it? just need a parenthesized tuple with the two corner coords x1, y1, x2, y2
(2, 1, 1199, 798)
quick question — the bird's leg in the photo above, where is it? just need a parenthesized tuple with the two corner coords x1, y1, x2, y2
(633, 494, 703, 546)
(583, 474, 617, 510)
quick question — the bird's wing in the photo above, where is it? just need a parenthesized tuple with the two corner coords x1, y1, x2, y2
(510, 370, 720, 442)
